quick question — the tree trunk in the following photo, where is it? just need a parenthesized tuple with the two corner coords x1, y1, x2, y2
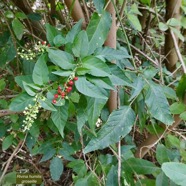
(64, 0, 86, 28)
(105, 0, 118, 113)
(164, 0, 181, 72)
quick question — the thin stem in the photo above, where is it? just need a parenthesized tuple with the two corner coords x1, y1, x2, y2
(170, 30, 186, 74)
(130, 43, 159, 67)
(0, 141, 23, 183)
(111, 0, 137, 70)
(117, 0, 127, 26)
(82, 0, 90, 21)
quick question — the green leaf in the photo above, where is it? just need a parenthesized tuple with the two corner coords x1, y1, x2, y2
(127, 13, 142, 31)
(12, 18, 24, 40)
(86, 97, 107, 131)
(143, 66, 158, 79)
(156, 172, 169, 186)
(163, 86, 177, 100)
(72, 30, 89, 58)
(66, 19, 83, 43)
(159, 22, 169, 31)
(166, 134, 180, 148)
(82, 57, 111, 77)
(67, 160, 87, 177)
(22, 60, 35, 75)
(46, 23, 59, 45)
(1, 172, 16, 184)
(9, 92, 34, 111)
(108, 65, 132, 86)
(15, 75, 33, 89)
(77, 108, 88, 133)
(51, 104, 68, 138)
(50, 157, 64, 181)
(87, 11, 112, 54)
(171, 27, 184, 42)
(15, 12, 27, 20)
(162, 162, 186, 186)
(170, 102, 186, 114)
(32, 54, 49, 85)
(167, 18, 180, 27)
(5, 10, 14, 18)
(140, 0, 151, 6)
(93, 0, 105, 13)
(53, 35, 66, 47)
(0, 78, 6, 92)
(176, 74, 186, 101)
(129, 4, 143, 16)
(22, 81, 36, 96)
(48, 49, 75, 70)
(88, 77, 115, 90)
(75, 76, 108, 99)
(84, 106, 135, 153)
(180, 111, 186, 120)
(0, 123, 7, 138)
(156, 144, 169, 165)
(70, 92, 80, 103)
(75, 173, 99, 186)
(52, 70, 72, 77)
(129, 77, 145, 101)
(39, 99, 57, 111)
(2, 135, 14, 151)
(94, 47, 131, 61)
(40, 147, 56, 163)
(106, 165, 118, 186)
(136, 179, 156, 186)
(27, 13, 42, 21)
(181, 17, 186, 29)
(145, 83, 173, 125)
(29, 122, 40, 138)
(123, 158, 160, 174)
(59, 142, 76, 161)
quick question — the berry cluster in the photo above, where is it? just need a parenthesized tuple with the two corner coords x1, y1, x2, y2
(17, 41, 50, 60)
(52, 76, 78, 104)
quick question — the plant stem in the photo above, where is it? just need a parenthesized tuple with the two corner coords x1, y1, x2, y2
(171, 30, 186, 74)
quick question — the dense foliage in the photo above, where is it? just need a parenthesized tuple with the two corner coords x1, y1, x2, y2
(0, 0, 186, 185)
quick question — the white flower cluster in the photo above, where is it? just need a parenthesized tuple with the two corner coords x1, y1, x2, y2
(22, 102, 41, 132)
(17, 41, 49, 61)
(17, 49, 36, 60)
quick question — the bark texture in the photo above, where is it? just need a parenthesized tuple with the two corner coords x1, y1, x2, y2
(64, 0, 86, 28)
(105, 0, 118, 113)
(164, 0, 181, 72)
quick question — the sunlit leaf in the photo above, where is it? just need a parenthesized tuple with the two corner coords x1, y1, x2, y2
(84, 106, 135, 153)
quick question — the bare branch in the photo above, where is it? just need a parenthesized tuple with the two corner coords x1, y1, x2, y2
(0, 110, 22, 117)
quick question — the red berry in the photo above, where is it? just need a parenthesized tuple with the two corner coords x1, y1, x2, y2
(66, 86, 72, 93)
(54, 94, 58, 99)
(61, 92, 66, 97)
(74, 77, 78, 81)
(48, 44, 50, 47)
(58, 86, 62, 94)
(41, 41, 46, 45)
(52, 99, 57, 104)
(68, 80, 74, 86)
